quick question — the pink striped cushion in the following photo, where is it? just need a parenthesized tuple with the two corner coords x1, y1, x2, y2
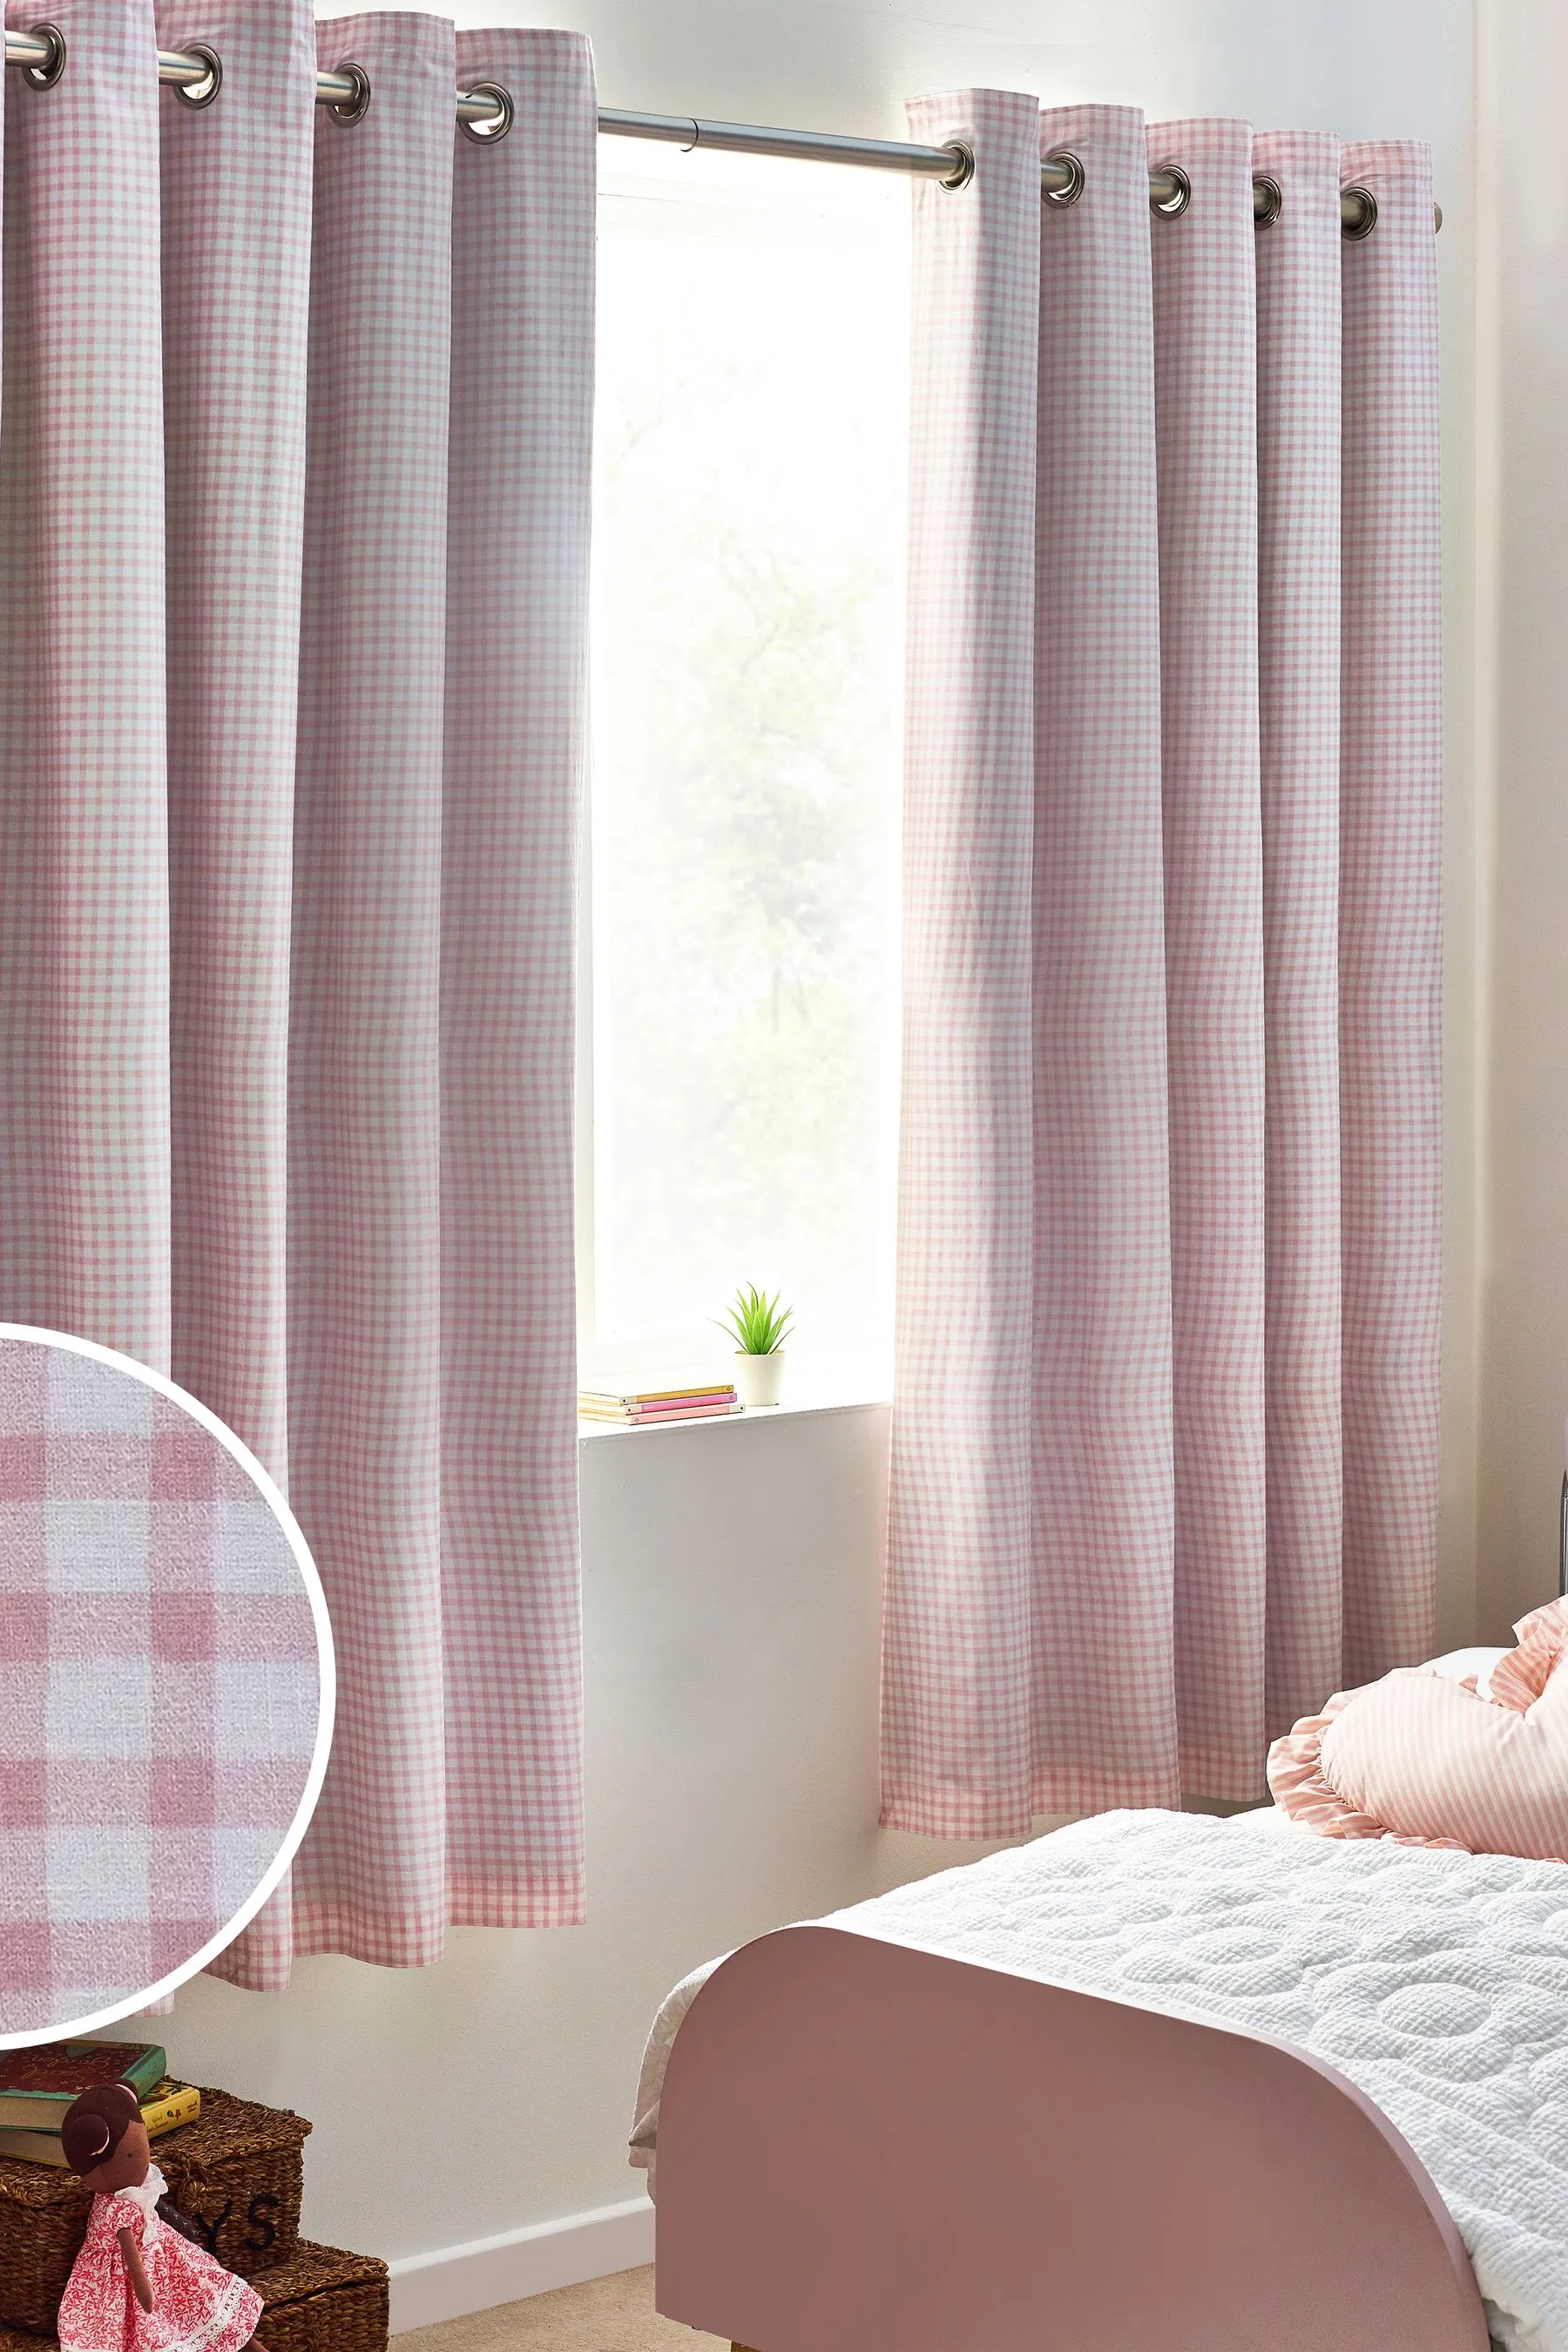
(1267, 1600, 1568, 1862)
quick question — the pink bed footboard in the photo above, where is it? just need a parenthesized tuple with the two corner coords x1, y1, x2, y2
(655, 1925, 1490, 2352)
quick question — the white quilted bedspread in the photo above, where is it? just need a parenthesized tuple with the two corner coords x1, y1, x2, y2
(632, 1809, 1568, 2352)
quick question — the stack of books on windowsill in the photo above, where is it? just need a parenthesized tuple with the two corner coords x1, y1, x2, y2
(0, 2041, 201, 2166)
(578, 1380, 740, 1426)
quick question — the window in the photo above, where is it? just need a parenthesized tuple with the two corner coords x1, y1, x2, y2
(581, 143, 909, 1399)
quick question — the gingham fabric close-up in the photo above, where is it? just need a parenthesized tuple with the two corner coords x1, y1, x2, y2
(0, 1336, 321, 2037)
(881, 99, 1443, 1842)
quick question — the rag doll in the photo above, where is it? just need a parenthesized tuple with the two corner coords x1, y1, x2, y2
(56, 2085, 266, 2352)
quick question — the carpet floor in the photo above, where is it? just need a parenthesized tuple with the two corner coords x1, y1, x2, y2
(395, 2268, 726, 2352)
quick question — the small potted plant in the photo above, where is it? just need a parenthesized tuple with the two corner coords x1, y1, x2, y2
(720, 1284, 794, 1409)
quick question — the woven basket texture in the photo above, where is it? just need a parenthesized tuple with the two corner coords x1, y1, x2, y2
(155, 2092, 310, 2280)
(252, 2238, 389, 2352)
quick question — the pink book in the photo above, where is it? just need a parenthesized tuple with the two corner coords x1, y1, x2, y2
(620, 1392, 738, 1411)
(583, 1392, 742, 1411)
(630, 1394, 736, 1416)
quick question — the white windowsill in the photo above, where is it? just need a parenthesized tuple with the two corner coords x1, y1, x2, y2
(577, 1392, 891, 1441)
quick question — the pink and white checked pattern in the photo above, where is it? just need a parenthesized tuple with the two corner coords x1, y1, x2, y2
(885, 104, 1443, 1831)
(224, 15, 591, 1981)
(1028, 105, 1177, 1821)
(1254, 131, 1347, 1740)
(274, 6, 456, 1983)
(0, 0, 172, 1369)
(1338, 140, 1443, 1687)
(1148, 118, 1267, 1803)
(442, 25, 591, 1933)
(158, 0, 318, 1982)
(0, 4, 591, 1983)
(0, 1335, 320, 2035)
(159, 0, 314, 1492)
(882, 89, 1044, 1839)
(885, 99, 1181, 1836)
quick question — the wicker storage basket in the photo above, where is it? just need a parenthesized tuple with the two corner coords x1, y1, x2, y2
(0, 2240, 388, 2352)
(252, 2238, 389, 2352)
(0, 2091, 311, 2335)
(153, 2092, 311, 2280)
(0, 2159, 89, 2339)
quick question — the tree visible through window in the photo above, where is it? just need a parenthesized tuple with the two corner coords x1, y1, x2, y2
(584, 145, 909, 1396)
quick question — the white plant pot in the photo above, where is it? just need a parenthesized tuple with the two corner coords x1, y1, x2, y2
(734, 1350, 785, 1408)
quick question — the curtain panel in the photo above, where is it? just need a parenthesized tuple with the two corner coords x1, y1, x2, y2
(883, 98, 1442, 1836)
(0, 0, 592, 1977)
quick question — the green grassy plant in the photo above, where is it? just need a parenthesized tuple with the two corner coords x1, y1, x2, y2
(718, 1284, 795, 1356)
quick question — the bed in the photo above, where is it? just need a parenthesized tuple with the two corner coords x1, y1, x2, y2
(634, 1802, 1568, 2352)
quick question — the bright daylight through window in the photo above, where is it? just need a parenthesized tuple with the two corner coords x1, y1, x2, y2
(583, 143, 909, 1401)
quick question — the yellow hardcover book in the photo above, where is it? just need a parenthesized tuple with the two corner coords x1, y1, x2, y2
(141, 2079, 201, 2139)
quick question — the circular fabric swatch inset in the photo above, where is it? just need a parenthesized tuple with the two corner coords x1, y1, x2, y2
(0, 1328, 332, 2042)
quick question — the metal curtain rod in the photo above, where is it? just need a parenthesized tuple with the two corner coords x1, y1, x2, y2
(599, 110, 1443, 236)
(1, 28, 1441, 231)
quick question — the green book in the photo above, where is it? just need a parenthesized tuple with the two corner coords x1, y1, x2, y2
(0, 2041, 168, 2132)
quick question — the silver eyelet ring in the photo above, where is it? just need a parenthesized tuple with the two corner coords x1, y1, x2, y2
(1433, 201, 1443, 234)
(1342, 185, 1377, 240)
(172, 42, 222, 110)
(459, 79, 514, 144)
(1042, 149, 1085, 208)
(327, 61, 371, 127)
(1150, 163, 1191, 219)
(22, 23, 66, 89)
(1252, 172, 1283, 231)
(938, 140, 973, 191)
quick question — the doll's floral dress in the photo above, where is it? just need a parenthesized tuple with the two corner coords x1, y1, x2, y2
(57, 2168, 261, 2352)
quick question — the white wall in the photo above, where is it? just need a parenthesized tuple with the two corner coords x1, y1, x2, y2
(163, 1406, 949, 2273)
(1473, 0, 1568, 1637)
(162, 0, 1481, 2307)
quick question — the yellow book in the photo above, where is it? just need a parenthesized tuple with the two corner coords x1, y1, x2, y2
(141, 2078, 201, 2139)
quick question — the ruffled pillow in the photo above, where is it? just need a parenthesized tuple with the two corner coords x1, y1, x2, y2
(1267, 1599, 1568, 1862)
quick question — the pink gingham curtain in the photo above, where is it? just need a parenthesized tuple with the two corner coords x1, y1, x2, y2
(0, 0, 591, 1975)
(882, 99, 1441, 1835)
